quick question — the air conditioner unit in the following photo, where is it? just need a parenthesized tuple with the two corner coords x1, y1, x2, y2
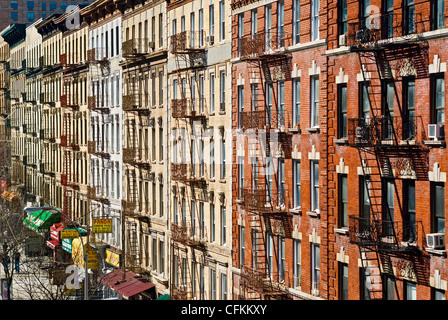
(428, 124, 445, 141)
(206, 35, 214, 44)
(426, 233, 445, 249)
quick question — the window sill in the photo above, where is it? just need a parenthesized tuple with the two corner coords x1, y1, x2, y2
(334, 138, 348, 145)
(424, 140, 446, 148)
(425, 247, 447, 257)
(235, 199, 244, 204)
(288, 127, 301, 134)
(218, 111, 226, 115)
(335, 227, 349, 235)
(306, 127, 320, 134)
(307, 210, 320, 218)
(289, 207, 302, 214)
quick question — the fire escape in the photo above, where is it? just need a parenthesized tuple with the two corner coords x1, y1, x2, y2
(346, 12, 430, 299)
(120, 37, 153, 274)
(169, 29, 209, 300)
(87, 46, 111, 209)
(235, 30, 293, 300)
(60, 53, 82, 221)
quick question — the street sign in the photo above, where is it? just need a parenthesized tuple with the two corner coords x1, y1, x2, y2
(92, 218, 112, 233)
(61, 229, 79, 239)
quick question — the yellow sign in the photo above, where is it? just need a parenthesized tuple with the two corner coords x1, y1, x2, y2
(61, 229, 79, 239)
(72, 237, 99, 270)
(106, 249, 120, 268)
(93, 218, 112, 233)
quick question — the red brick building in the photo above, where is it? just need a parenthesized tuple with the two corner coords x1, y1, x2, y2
(231, 0, 448, 300)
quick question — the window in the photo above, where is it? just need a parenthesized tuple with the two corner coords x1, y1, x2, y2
(432, 0, 445, 30)
(191, 201, 196, 236)
(199, 264, 205, 299)
(221, 206, 226, 245)
(220, 71, 225, 112)
(383, 179, 395, 236)
(404, 180, 416, 242)
(210, 74, 215, 113)
(431, 74, 445, 124)
(238, 156, 244, 198)
(219, 0, 225, 41)
(339, 0, 347, 35)
(50, 1, 56, 10)
(251, 159, 259, 190)
(404, 0, 415, 35)
(220, 273, 227, 300)
(27, 1, 34, 9)
(383, 0, 394, 38)
(405, 281, 417, 300)
(278, 0, 285, 46)
(11, 1, 18, 9)
(267, 233, 274, 278)
(293, 239, 301, 287)
(11, 11, 18, 20)
(210, 137, 215, 179)
(238, 85, 244, 128)
(360, 0, 370, 29)
(174, 196, 178, 224)
(432, 288, 446, 300)
(251, 9, 257, 36)
(431, 182, 445, 233)
(251, 84, 258, 111)
(239, 226, 245, 266)
(159, 13, 163, 47)
(27, 12, 34, 21)
(60, 1, 67, 11)
(278, 236, 285, 282)
(383, 81, 395, 139)
(265, 5, 272, 51)
(403, 78, 416, 139)
(266, 83, 273, 124)
(339, 174, 348, 228)
(311, 0, 319, 40)
(293, 0, 300, 44)
(338, 84, 347, 138)
(339, 263, 348, 300)
(359, 82, 370, 121)
(311, 76, 319, 127)
(238, 13, 244, 56)
(293, 160, 301, 208)
(384, 275, 395, 300)
(278, 158, 285, 205)
(220, 134, 226, 179)
(210, 203, 215, 242)
(199, 9, 204, 46)
(210, 269, 216, 300)
(278, 81, 285, 127)
(293, 78, 301, 126)
(311, 243, 320, 293)
(199, 202, 205, 238)
(311, 161, 319, 212)
(360, 176, 371, 223)
(209, 5, 215, 37)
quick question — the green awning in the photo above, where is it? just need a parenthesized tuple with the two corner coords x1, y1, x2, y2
(23, 210, 61, 233)
(156, 294, 170, 300)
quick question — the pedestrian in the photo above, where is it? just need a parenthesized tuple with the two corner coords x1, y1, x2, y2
(2, 254, 9, 274)
(14, 251, 20, 273)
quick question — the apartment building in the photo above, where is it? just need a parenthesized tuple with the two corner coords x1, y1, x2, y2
(2, 24, 28, 204)
(167, 0, 233, 300)
(325, 0, 448, 300)
(0, 0, 94, 30)
(119, 0, 170, 296)
(0, 28, 10, 188)
(80, 0, 124, 270)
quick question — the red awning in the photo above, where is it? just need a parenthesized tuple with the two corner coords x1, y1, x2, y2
(98, 269, 155, 299)
(113, 277, 155, 300)
(46, 240, 60, 250)
(50, 223, 65, 241)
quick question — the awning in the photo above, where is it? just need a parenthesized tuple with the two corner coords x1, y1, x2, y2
(50, 223, 65, 241)
(1, 191, 16, 202)
(113, 277, 155, 300)
(99, 269, 155, 300)
(156, 294, 170, 300)
(23, 210, 61, 233)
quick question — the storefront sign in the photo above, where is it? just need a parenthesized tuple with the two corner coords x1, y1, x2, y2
(93, 219, 112, 233)
(61, 229, 79, 239)
(105, 249, 120, 268)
